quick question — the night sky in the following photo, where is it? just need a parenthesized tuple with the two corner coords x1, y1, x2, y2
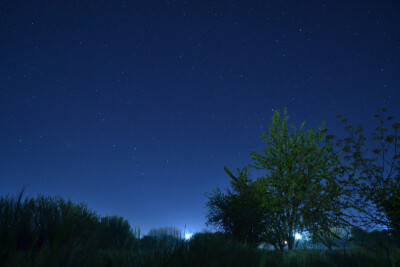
(1, 1, 399, 235)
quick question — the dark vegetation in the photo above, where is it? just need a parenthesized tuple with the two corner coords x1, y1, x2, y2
(1, 108, 399, 266)
(1, 192, 400, 266)
(206, 108, 399, 248)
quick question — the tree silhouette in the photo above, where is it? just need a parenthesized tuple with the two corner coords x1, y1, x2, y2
(333, 109, 400, 232)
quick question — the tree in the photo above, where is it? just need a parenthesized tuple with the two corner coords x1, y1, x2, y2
(206, 167, 269, 246)
(99, 216, 137, 250)
(250, 108, 348, 250)
(334, 109, 400, 232)
(206, 108, 350, 250)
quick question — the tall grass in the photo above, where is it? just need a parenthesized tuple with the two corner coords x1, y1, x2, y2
(0, 191, 140, 266)
(1, 192, 400, 266)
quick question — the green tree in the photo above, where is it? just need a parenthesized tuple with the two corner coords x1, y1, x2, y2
(334, 109, 400, 232)
(250, 108, 348, 250)
(206, 108, 349, 250)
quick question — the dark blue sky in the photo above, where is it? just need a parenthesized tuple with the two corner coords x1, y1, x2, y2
(1, 0, 399, 235)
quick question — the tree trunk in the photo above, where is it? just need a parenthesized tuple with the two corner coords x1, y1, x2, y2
(287, 236, 295, 250)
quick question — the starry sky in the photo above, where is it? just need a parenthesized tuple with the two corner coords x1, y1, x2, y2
(1, 1, 399, 235)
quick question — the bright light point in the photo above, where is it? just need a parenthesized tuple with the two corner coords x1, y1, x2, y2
(284, 240, 288, 245)
(295, 233, 302, 240)
(185, 233, 193, 240)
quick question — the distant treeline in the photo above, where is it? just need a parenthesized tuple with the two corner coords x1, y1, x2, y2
(1, 192, 400, 266)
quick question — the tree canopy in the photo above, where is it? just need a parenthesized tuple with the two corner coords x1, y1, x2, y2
(206, 167, 269, 246)
(206, 108, 350, 250)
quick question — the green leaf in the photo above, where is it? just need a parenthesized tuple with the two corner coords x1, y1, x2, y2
(354, 126, 363, 134)
(386, 135, 395, 143)
(326, 135, 336, 140)
(336, 115, 343, 119)
(342, 146, 350, 153)
(372, 149, 382, 155)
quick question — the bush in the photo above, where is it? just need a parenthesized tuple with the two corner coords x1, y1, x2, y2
(0, 191, 139, 266)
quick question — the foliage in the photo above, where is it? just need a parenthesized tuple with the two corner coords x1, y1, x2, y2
(147, 226, 182, 239)
(98, 215, 138, 250)
(333, 109, 400, 231)
(2, 192, 400, 266)
(252, 108, 349, 250)
(206, 108, 350, 250)
(206, 167, 269, 246)
(142, 226, 184, 254)
(350, 227, 400, 249)
(183, 232, 266, 267)
(0, 191, 140, 266)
